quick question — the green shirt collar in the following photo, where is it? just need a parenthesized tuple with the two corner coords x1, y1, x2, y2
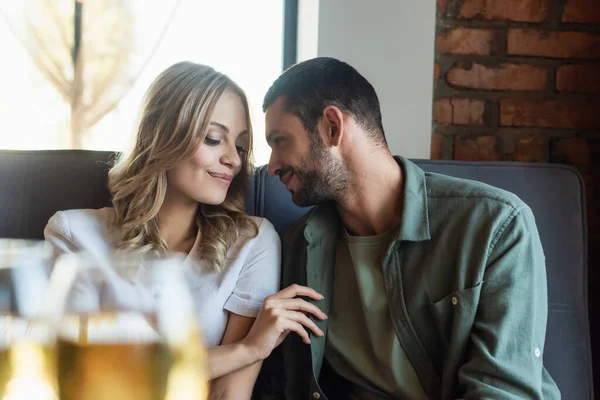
(303, 156, 431, 244)
(396, 156, 431, 242)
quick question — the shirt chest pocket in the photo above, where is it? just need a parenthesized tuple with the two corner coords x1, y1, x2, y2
(430, 282, 483, 348)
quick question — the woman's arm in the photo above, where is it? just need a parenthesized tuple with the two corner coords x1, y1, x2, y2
(206, 285, 328, 400)
(205, 220, 326, 398)
(208, 313, 261, 400)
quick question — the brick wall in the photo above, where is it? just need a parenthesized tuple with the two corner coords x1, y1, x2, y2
(433, 0, 599, 386)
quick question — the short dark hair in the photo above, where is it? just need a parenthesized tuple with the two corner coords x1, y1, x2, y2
(263, 57, 386, 146)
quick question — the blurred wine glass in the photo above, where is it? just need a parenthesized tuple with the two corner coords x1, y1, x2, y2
(46, 251, 208, 400)
(0, 239, 57, 400)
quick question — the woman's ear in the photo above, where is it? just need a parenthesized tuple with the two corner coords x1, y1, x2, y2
(322, 105, 345, 147)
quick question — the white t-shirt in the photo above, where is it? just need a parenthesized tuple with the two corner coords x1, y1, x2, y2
(43, 207, 281, 347)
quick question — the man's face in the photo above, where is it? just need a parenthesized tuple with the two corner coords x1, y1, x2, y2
(265, 97, 346, 207)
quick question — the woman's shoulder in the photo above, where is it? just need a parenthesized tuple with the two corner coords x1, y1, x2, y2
(247, 216, 279, 242)
(242, 217, 281, 262)
(44, 208, 119, 255)
(47, 207, 116, 230)
(45, 207, 120, 246)
(226, 216, 280, 258)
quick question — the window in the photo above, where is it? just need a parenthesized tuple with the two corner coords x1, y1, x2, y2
(0, 0, 286, 165)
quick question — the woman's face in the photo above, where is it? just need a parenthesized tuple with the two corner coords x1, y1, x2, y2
(166, 91, 249, 206)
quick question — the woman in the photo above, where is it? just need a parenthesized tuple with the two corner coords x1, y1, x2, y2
(44, 61, 326, 398)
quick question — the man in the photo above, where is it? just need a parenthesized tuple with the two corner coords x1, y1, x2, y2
(257, 57, 560, 399)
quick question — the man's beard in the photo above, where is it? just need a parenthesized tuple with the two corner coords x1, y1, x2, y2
(289, 141, 347, 207)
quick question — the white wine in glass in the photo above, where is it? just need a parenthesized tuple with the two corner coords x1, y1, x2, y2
(48, 252, 209, 400)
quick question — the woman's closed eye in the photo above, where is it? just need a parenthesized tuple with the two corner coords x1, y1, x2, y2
(206, 136, 246, 154)
(205, 137, 221, 146)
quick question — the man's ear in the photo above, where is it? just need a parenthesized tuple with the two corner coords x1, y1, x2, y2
(322, 105, 345, 147)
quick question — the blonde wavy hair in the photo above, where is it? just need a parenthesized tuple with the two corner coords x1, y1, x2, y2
(108, 61, 258, 270)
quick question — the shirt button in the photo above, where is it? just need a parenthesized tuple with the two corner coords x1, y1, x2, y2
(313, 392, 321, 399)
(451, 296, 458, 305)
(534, 348, 541, 358)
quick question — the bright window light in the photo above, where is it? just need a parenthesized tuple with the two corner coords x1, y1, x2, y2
(0, 0, 284, 166)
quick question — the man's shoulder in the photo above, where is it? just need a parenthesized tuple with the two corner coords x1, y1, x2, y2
(280, 202, 340, 241)
(281, 208, 314, 245)
(425, 171, 526, 212)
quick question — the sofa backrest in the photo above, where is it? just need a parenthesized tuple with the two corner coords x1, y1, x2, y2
(0, 150, 593, 399)
(0, 150, 113, 239)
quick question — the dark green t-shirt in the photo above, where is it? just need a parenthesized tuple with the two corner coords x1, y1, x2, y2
(325, 227, 428, 400)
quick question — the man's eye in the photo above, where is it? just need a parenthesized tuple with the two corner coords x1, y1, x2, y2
(205, 137, 221, 146)
(274, 137, 284, 146)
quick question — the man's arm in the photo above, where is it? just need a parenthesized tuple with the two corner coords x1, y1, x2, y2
(252, 345, 286, 399)
(457, 206, 556, 399)
(252, 219, 309, 400)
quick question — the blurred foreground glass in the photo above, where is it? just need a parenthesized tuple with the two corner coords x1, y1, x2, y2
(0, 239, 57, 400)
(47, 251, 208, 400)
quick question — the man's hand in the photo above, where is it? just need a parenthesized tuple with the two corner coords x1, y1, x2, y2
(242, 284, 327, 361)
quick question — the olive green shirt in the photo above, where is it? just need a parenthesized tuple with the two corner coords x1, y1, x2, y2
(325, 227, 428, 399)
(261, 156, 560, 400)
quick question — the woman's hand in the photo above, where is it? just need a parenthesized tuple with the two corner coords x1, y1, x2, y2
(242, 284, 327, 361)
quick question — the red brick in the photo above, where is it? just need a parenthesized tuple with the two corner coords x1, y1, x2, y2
(447, 63, 547, 90)
(434, 99, 453, 125)
(500, 99, 600, 129)
(434, 98, 485, 125)
(551, 137, 591, 164)
(458, 0, 549, 22)
(508, 29, 600, 59)
(436, 28, 495, 56)
(434, 63, 441, 87)
(438, 0, 448, 16)
(514, 136, 547, 162)
(452, 99, 485, 125)
(562, 0, 600, 23)
(455, 136, 501, 161)
(431, 133, 442, 159)
(556, 65, 600, 92)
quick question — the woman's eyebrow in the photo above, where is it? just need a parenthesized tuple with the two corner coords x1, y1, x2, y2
(210, 121, 229, 133)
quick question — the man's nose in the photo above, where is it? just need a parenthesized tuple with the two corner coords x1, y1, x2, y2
(267, 151, 281, 177)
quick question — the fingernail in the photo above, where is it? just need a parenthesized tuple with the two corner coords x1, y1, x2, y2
(318, 295, 325, 300)
(319, 330, 325, 336)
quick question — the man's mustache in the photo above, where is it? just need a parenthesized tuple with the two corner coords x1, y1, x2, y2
(277, 166, 293, 181)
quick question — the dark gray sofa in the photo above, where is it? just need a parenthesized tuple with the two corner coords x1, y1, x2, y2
(0, 150, 593, 399)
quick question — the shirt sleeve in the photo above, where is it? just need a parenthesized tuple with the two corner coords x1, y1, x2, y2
(43, 211, 101, 313)
(44, 211, 80, 256)
(457, 205, 557, 399)
(224, 218, 281, 318)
